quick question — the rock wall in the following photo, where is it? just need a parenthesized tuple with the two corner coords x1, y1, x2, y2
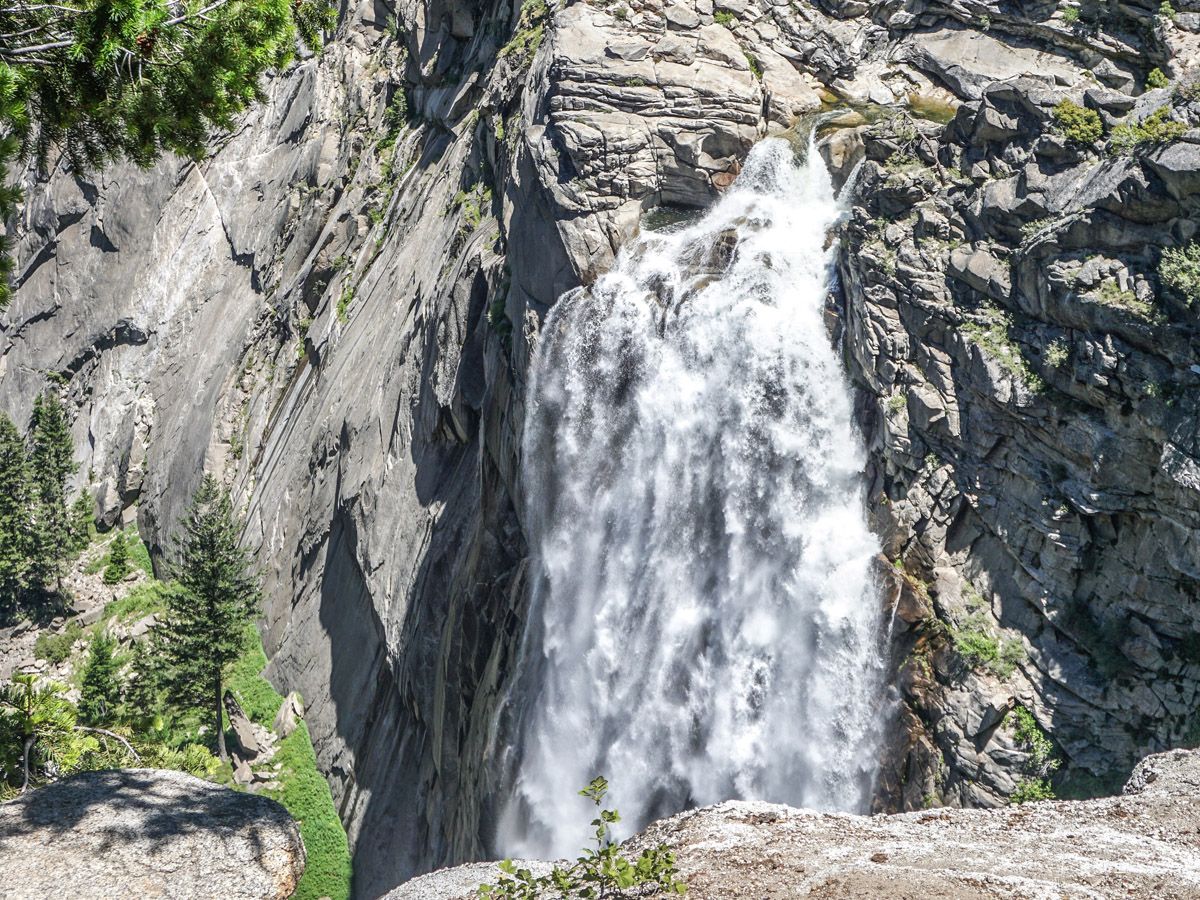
(1, 0, 1198, 896)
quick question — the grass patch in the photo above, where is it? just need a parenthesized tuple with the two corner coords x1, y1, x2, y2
(227, 626, 352, 900)
(1089, 280, 1156, 318)
(102, 581, 170, 624)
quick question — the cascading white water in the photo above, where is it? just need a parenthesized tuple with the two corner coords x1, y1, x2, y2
(499, 137, 884, 858)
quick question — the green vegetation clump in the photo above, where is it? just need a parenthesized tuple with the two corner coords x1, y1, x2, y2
(102, 529, 130, 584)
(950, 585, 1024, 679)
(962, 310, 1045, 393)
(500, 0, 549, 63)
(455, 185, 494, 231)
(78, 633, 120, 725)
(337, 285, 354, 325)
(1159, 243, 1200, 305)
(1089, 280, 1156, 318)
(1044, 339, 1070, 369)
(86, 525, 151, 578)
(1146, 68, 1169, 90)
(33, 621, 82, 665)
(1052, 99, 1103, 145)
(1108, 107, 1187, 156)
(1159, 0, 1176, 19)
(1007, 705, 1059, 803)
(713, 10, 736, 26)
(743, 50, 763, 81)
(479, 776, 687, 898)
(1011, 777, 1056, 803)
(102, 581, 169, 624)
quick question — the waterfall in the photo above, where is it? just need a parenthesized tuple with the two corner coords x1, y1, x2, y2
(499, 137, 885, 858)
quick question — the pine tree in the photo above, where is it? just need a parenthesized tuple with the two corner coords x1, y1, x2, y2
(68, 492, 93, 554)
(0, 0, 336, 307)
(27, 392, 75, 596)
(0, 674, 76, 791)
(160, 475, 260, 761)
(78, 632, 120, 725)
(0, 414, 30, 611)
(102, 531, 129, 585)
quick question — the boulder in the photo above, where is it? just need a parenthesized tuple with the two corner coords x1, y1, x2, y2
(273, 691, 305, 739)
(225, 691, 265, 760)
(0, 769, 305, 899)
(385, 749, 1200, 899)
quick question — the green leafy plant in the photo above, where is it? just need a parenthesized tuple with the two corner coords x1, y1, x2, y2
(1146, 68, 1169, 90)
(1159, 0, 1176, 19)
(479, 776, 688, 898)
(1159, 243, 1200, 305)
(1052, 99, 1102, 145)
(713, 10, 735, 26)
(1061, 5, 1080, 24)
(743, 50, 763, 80)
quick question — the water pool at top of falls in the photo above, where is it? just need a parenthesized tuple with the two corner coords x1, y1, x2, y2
(499, 137, 886, 858)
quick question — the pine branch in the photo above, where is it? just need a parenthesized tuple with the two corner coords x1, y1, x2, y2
(74, 725, 142, 763)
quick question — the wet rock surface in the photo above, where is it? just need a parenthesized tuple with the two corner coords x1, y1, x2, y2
(0, 769, 305, 899)
(388, 748, 1200, 899)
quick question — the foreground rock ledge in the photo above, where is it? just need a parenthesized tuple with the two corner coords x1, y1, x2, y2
(390, 749, 1200, 899)
(0, 768, 305, 900)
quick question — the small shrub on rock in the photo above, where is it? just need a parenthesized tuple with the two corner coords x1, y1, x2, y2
(1159, 243, 1200, 305)
(1108, 107, 1187, 155)
(479, 776, 688, 898)
(1147, 68, 1169, 90)
(1052, 99, 1102, 145)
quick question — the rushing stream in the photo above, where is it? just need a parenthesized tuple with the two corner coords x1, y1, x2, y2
(499, 138, 885, 857)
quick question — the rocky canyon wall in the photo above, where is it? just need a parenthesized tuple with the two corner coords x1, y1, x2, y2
(1, 0, 1198, 896)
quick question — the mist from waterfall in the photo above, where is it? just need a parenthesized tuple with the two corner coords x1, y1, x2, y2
(499, 137, 885, 858)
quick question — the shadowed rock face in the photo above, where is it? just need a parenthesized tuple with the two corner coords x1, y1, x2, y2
(0, 769, 304, 900)
(387, 748, 1200, 899)
(1, 0, 1198, 896)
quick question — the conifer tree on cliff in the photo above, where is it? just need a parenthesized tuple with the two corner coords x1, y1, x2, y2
(161, 475, 259, 761)
(0, 413, 29, 610)
(0, 0, 336, 307)
(27, 392, 75, 596)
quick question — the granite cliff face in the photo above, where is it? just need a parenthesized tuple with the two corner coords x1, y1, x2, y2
(1, 0, 1198, 896)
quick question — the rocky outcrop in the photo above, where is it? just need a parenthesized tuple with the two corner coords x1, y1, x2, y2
(0, 768, 304, 899)
(2, 0, 1199, 896)
(837, 61, 1200, 806)
(388, 748, 1200, 899)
